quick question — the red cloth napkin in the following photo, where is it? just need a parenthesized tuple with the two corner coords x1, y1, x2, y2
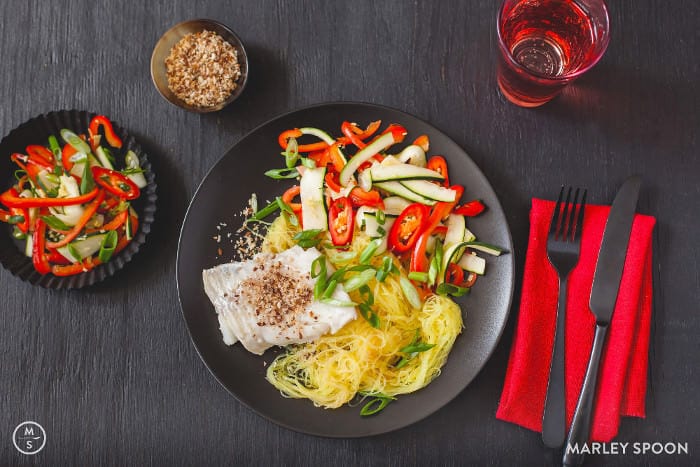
(496, 198, 656, 442)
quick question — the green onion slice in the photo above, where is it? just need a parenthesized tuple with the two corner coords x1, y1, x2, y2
(435, 282, 470, 297)
(322, 279, 338, 299)
(98, 230, 118, 263)
(360, 394, 395, 416)
(408, 271, 428, 283)
(41, 215, 71, 231)
(358, 303, 380, 328)
(399, 276, 422, 309)
(60, 129, 91, 155)
(284, 137, 299, 168)
(264, 167, 299, 179)
(359, 238, 382, 264)
(358, 284, 374, 306)
(343, 269, 376, 292)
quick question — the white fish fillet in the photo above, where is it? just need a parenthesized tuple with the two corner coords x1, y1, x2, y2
(202, 246, 357, 355)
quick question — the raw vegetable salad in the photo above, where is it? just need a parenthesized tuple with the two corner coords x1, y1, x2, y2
(252, 120, 506, 304)
(0, 115, 148, 276)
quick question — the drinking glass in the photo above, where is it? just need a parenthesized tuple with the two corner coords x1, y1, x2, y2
(497, 0, 610, 107)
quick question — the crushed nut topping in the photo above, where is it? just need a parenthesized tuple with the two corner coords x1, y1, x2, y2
(165, 30, 241, 108)
(238, 256, 313, 329)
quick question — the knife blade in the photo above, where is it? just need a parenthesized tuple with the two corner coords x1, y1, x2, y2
(588, 175, 642, 324)
(563, 176, 641, 467)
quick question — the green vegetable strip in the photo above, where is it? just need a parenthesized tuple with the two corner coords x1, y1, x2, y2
(360, 394, 395, 416)
(264, 167, 299, 179)
(343, 269, 376, 292)
(98, 230, 119, 263)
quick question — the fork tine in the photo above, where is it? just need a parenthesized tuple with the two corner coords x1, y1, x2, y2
(559, 187, 573, 240)
(566, 188, 580, 242)
(550, 186, 565, 237)
(572, 189, 587, 242)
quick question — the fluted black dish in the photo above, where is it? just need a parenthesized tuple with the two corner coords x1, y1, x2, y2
(0, 110, 157, 289)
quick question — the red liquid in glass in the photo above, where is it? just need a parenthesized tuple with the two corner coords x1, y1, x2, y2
(498, 0, 598, 107)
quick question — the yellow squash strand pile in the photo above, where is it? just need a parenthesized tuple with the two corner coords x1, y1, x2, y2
(262, 216, 464, 409)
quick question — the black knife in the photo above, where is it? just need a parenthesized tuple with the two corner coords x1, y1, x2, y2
(562, 176, 641, 467)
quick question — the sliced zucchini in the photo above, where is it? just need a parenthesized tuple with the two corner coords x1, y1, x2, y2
(395, 144, 427, 167)
(339, 132, 398, 186)
(464, 241, 507, 256)
(383, 196, 412, 216)
(463, 227, 476, 243)
(458, 253, 486, 275)
(444, 214, 466, 248)
(95, 146, 114, 169)
(439, 242, 467, 284)
(373, 181, 437, 205)
(24, 235, 33, 258)
(400, 180, 457, 202)
(300, 166, 328, 231)
(358, 168, 372, 192)
(36, 170, 60, 194)
(370, 164, 443, 183)
(299, 127, 335, 145)
(56, 234, 107, 264)
(124, 150, 148, 188)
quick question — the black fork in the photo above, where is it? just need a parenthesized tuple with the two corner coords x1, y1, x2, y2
(541, 187, 587, 449)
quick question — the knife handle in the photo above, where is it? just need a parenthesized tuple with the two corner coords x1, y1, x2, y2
(542, 276, 568, 449)
(563, 323, 609, 467)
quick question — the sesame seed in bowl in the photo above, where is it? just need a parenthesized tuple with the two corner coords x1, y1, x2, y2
(151, 19, 249, 113)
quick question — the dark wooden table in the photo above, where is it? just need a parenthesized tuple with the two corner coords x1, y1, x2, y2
(1, 0, 698, 465)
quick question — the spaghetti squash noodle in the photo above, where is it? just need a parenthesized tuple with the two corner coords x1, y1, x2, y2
(264, 216, 464, 409)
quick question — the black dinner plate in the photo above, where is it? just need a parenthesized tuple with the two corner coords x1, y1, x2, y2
(176, 102, 514, 437)
(0, 110, 157, 289)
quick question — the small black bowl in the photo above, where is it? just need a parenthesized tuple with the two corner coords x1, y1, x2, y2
(0, 110, 157, 289)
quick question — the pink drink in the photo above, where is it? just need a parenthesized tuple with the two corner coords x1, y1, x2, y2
(497, 0, 610, 107)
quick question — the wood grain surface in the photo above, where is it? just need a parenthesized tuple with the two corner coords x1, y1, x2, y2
(0, 0, 698, 465)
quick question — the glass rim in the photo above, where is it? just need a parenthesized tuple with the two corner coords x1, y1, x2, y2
(496, 0, 611, 82)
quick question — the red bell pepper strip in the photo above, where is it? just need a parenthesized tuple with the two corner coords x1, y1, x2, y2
(26, 145, 54, 166)
(409, 186, 463, 272)
(52, 256, 99, 276)
(10, 206, 29, 233)
(92, 167, 140, 200)
(281, 185, 301, 211)
(427, 156, 449, 187)
(100, 210, 129, 231)
(46, 250, 72, 265)
(349, 187, 384, 209)
(410, 230, 432, 273)
(32, 219, 52, 275)
(325, 171, 343, 193)
(337, 121, 381, 146)
(380, 123, 408, 143)
(341, 121, 368, 149)
(413, 135, 430, 152)
(428, 185, 464, 225)
(328, 196, 354, 246)
(388, 203, 429, 253)
(454, 199, 486, 217)
(46, 190, 105, 249)
(89, 115, 123, 149)
(277, 129, 330, 153)
(0, 187, 99, 209)
(62, 143, 78, 171)
(328, 143, 346, 172)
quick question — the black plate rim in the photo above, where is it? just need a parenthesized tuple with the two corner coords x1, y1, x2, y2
(176, 101, 514, 437)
